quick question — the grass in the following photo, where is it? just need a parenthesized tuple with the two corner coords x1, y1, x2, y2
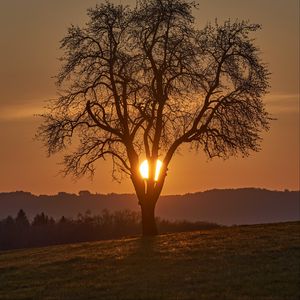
(0, 222, 299, 300)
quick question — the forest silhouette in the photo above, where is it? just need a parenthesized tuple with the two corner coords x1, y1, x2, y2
(0, 209, 219, 250)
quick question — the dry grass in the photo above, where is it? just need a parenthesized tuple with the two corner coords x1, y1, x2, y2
(0, 222, 299, 299)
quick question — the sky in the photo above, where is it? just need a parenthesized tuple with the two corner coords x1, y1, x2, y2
(0, 0, 299, 195)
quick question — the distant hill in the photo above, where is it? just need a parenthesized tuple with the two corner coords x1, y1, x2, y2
(0, 188, 299, 225)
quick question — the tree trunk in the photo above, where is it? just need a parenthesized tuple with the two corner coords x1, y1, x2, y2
(140, 200, 158, 236)
(131, 167, 166, 236)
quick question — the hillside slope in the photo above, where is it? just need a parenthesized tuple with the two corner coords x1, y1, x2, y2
(0, 222, 299, 300)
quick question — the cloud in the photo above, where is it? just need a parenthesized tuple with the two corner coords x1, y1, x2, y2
(0, 100, 47, 121)
(264, 93, 299, 113)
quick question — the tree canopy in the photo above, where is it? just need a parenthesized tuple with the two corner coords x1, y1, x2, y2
(38, 0, 270, 235)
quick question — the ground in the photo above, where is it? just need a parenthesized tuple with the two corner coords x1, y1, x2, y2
(0, 222, 299, 299)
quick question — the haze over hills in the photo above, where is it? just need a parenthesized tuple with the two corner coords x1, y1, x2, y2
(0, 188, 299, 225)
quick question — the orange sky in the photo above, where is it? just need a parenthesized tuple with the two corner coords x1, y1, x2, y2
(0, 0, 299, 195)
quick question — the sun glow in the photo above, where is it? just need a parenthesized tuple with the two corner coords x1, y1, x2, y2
(139, 159, 163, 181)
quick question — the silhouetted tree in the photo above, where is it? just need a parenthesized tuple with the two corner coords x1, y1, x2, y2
(15, 209, 30, 228)
(0, 216, 15, 249)
(59, 216, 68, 224)
(32, 212, 49, 226)
(2, 215, 15, 227)
(14, 209, 30, 248)
(38, 0, 270, 235)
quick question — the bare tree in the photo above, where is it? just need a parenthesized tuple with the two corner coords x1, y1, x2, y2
(38, 0, 270, 235)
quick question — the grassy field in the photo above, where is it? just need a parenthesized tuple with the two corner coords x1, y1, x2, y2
(0, 222, 299, 300)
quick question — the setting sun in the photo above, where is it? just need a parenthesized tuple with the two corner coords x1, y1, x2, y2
(139, 159, 163, 181)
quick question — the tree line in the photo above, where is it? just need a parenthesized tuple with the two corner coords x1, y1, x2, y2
(0, 209, 219, 250)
